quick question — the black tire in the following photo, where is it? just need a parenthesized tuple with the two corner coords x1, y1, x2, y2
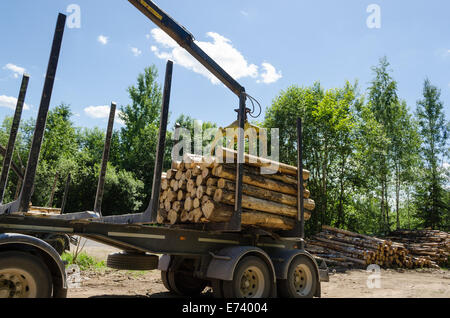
(161, 270, 173, 292)
(0, 251, 52, 298)
(223, 256, 271, 298)
(167, 271, 207, 296)
(277, 255, 318, 298)
(107, 252, 159, 271)
(211, 279, 224, 298)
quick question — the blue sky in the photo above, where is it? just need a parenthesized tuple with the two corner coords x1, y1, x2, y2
(0, 0, 449, 131)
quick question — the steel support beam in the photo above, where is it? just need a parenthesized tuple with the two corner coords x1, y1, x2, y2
(228, 91, 246, 231)
(60, 173, 71, 214)
(18, 13, 66, 213)
(94, 102, 116, 215)
(0, 74, 29, 203)
(146, 60, 173, 222)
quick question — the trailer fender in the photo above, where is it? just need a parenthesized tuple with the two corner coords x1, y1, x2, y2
(158, 254, 171, 271)
(206, 246, 276, 284)
(0, 233, 68, 298)
(270, 249, 321, 297)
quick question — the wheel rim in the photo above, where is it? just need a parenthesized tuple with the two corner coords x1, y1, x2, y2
(0, 268, 38, 298)
(293, 264, 313, 297)
(238, 266, 265, 298)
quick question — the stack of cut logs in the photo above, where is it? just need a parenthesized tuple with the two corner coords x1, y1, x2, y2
(306, 226, 440, 269)
(157, 148, 315, 231)
(386, 229, 449, 266)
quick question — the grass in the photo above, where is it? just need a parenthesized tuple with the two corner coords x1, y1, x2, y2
(62, 252, 106, 271)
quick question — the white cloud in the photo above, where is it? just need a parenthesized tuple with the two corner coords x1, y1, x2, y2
(240, 10, 249, 16)
(3, 63, 26, 78)
(97, 35, 109, 45)
(258, 63, 282, 84)
(131, 47, 142, 57)
(0, 95, 30, 110)
(149, 28, 266, 85)
(84, 105, 124, 125)
(150, 29, 178, 49)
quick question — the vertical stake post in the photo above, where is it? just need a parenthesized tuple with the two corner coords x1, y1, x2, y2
(229, 90, 246, 231)
(297, 118, 305, 243)
(94, 102, 116, 215)
(0, 74, 29, 203)
(60, 173, 71, 214)
(146, 60, 173, 222)
(18, 13, 66, 213)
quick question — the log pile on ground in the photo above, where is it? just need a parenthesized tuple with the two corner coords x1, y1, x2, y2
(156, 149, 315, 231)
(385, 229, 449, 267)
(306, 226, 440, 269)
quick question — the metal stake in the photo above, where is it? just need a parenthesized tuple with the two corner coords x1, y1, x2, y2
(229, 90, 246, 231)
(0, 74, 29, 203)
(18, 13, 67, 213)
(146, 60, 173, 222)
(60, 173, 71, 214)
(297, 118, 305, 241)
(94, 102, 116, 216)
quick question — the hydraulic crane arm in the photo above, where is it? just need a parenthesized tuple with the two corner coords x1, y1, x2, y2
(128, 0, 245, 97)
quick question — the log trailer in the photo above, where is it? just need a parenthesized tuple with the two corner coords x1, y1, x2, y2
(0, 0, 328, 298)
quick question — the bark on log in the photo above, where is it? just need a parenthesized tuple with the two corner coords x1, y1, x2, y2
(201, 201, 295, 230)
(219, 147, 310, 178)
(219, 163, 301, 185)
(213, 189, 313, 219)
(213, 165, 298, 196)
(217, 178, 309, 206)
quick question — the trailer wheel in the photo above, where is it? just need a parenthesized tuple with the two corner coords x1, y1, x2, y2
(160, 271, 173, 292)
(167, 271, 207, 296)
(223, 256, 271, 298)
(278, 255, 317, 298)
(0, 251, 52, 298)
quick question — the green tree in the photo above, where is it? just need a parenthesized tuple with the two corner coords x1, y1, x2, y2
(367, 56, 401, 233)
(116, 66, 165, 203)
(41, 103, 78, 163)
(390, 101, 421, 229)
(264, 81, 358, 233)
(414, 79, 449, 229)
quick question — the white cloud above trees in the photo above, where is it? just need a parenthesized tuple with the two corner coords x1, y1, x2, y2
(148, 28, 281, 85)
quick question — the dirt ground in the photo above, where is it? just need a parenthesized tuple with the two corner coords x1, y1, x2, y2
(67, 238, 450, 298)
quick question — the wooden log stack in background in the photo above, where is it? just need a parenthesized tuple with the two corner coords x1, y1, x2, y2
(306, 226, 441, 269)
(156, 151, 315, 231)
(386, 229, 449, 267)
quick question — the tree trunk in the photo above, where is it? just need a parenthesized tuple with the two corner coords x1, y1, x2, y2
(201, 201, 296, 230)
(217, 178, 309, 206)
(213, 189, 313, 219)
(213, 165, 298, 195)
